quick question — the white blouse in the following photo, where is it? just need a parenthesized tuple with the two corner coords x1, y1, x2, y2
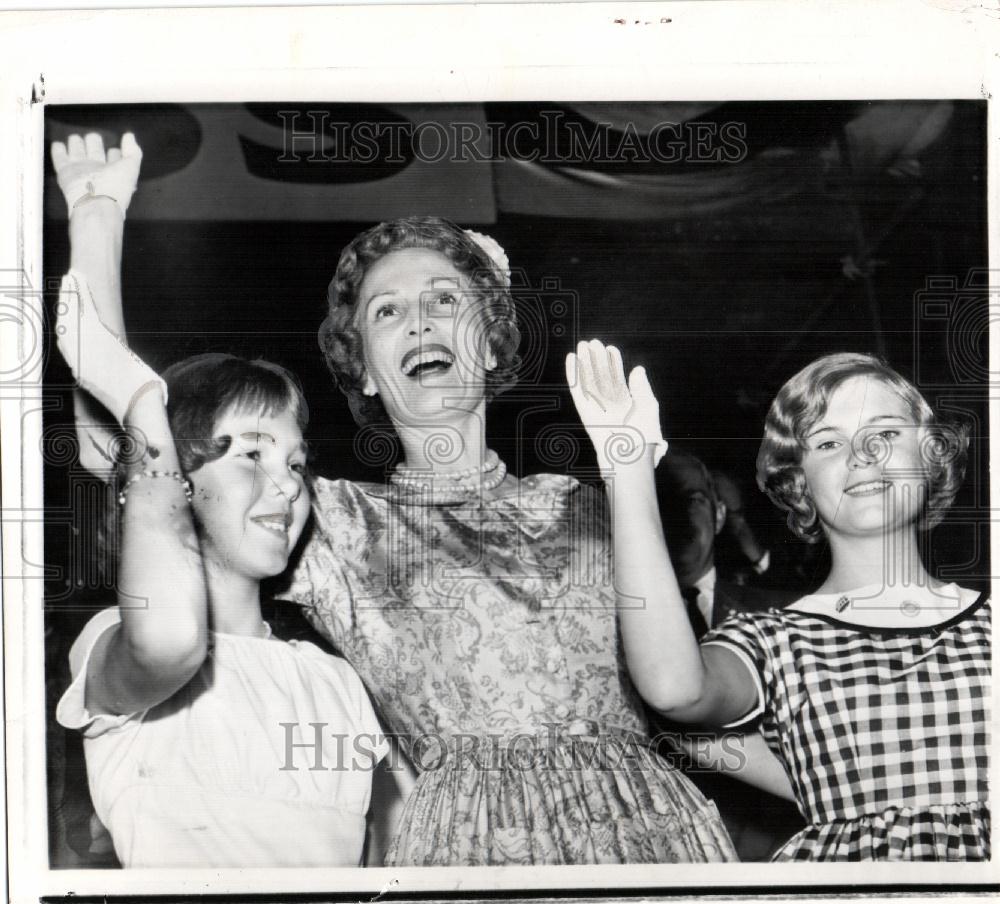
(57, 607, 387, 868)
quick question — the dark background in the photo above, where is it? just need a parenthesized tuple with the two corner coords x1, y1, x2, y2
(41, 101, 990, 866)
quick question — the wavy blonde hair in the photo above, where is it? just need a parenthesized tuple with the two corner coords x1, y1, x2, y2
(756, 352, 970, 542)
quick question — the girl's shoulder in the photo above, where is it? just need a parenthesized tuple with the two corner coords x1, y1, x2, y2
(215, 625, 368, 702)
(282, 638, 365, 685)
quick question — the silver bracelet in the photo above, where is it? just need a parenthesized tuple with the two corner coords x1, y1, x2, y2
(118, 469, 193, 506)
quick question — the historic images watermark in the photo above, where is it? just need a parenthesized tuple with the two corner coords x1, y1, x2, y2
(278, 721, 751, 774)
(276, 109, 750, 166)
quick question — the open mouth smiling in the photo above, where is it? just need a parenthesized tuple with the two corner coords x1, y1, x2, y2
(400, 343, 456, 378)
(844, 479, 891, 497)
(251, 511, 292, 538)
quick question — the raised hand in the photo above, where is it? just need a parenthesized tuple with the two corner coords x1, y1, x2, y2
(56, 271, 166, 427)
(565, 339, 667, 473)
(50, 132, 142, 216)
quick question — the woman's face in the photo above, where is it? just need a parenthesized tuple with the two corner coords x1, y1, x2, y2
(188, 404, 311, 583)
(355, 247, 497, 425)
(800, 375, 928, 540)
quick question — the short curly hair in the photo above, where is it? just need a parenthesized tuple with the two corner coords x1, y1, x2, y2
(318, 216, 521, 426)
(756, 352, 970, 543)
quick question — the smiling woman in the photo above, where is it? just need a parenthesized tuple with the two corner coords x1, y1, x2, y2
(354, 246, 498, 439)
(799, 378, 929, 550)
(282, 217, 736, 866)
(759, 354, 966, 551)
(319, 217, 520, 438)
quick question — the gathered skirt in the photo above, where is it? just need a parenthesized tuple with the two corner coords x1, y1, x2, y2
(385, 726, 738, 866)
(773, 802, 990, 861)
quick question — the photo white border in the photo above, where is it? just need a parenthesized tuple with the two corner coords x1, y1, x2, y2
(1, 2, 998, 900)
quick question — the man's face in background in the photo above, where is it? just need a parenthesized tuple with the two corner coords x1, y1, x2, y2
(658, 455, 725, 588)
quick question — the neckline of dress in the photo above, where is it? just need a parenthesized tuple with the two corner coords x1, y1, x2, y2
(357, 473, 579, 506)
(785, 582, 986, 631)
(212, 622, 274, 640)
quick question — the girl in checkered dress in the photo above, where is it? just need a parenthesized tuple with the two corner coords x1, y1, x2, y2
(568, 344, 989, 861)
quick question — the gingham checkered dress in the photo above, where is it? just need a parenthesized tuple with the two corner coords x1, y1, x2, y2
(702, 593, 990, 861)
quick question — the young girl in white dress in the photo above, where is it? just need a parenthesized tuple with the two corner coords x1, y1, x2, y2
(568, 342, 989, 861)
(52, 132, 387, 868)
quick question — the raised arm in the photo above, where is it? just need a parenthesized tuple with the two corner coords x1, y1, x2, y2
(55, 133, 208, 716)
(52, 131, 141, 332)
(565, 340, 758, 727)
(52, 132, 140, 475)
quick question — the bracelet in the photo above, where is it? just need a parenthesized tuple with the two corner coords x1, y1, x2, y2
(71, 191, 125, 218)
(118, 469, 193, 506)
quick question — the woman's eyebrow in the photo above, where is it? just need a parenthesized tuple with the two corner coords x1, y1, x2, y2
(804, 424, 835, 439)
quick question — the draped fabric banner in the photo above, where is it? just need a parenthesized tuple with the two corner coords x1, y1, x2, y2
(44, 103, 498, 223)
(44, 101, 953, 222)
(493, 101, 954, 219)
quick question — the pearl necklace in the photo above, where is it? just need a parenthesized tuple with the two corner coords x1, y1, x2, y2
(390, 450, 508, 500)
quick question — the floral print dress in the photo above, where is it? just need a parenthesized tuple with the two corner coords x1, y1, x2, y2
(284, 474, 736, 866)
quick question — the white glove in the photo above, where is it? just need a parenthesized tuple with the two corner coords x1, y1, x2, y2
(50, 132, 142, 216)
(565, 339, 667, 473)
(57, 270, 167, 426)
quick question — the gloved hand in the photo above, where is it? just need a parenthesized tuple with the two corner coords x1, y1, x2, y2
(56, 270, 167, 427)
(565, 339, 667, 473)
(51, 132, 142, 216)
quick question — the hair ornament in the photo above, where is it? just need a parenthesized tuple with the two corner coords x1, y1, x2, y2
(464, 230, 511, 288)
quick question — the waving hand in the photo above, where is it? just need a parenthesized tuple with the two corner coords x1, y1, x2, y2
(566, 339, 667, 472)
(51, 131, 142, 216)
